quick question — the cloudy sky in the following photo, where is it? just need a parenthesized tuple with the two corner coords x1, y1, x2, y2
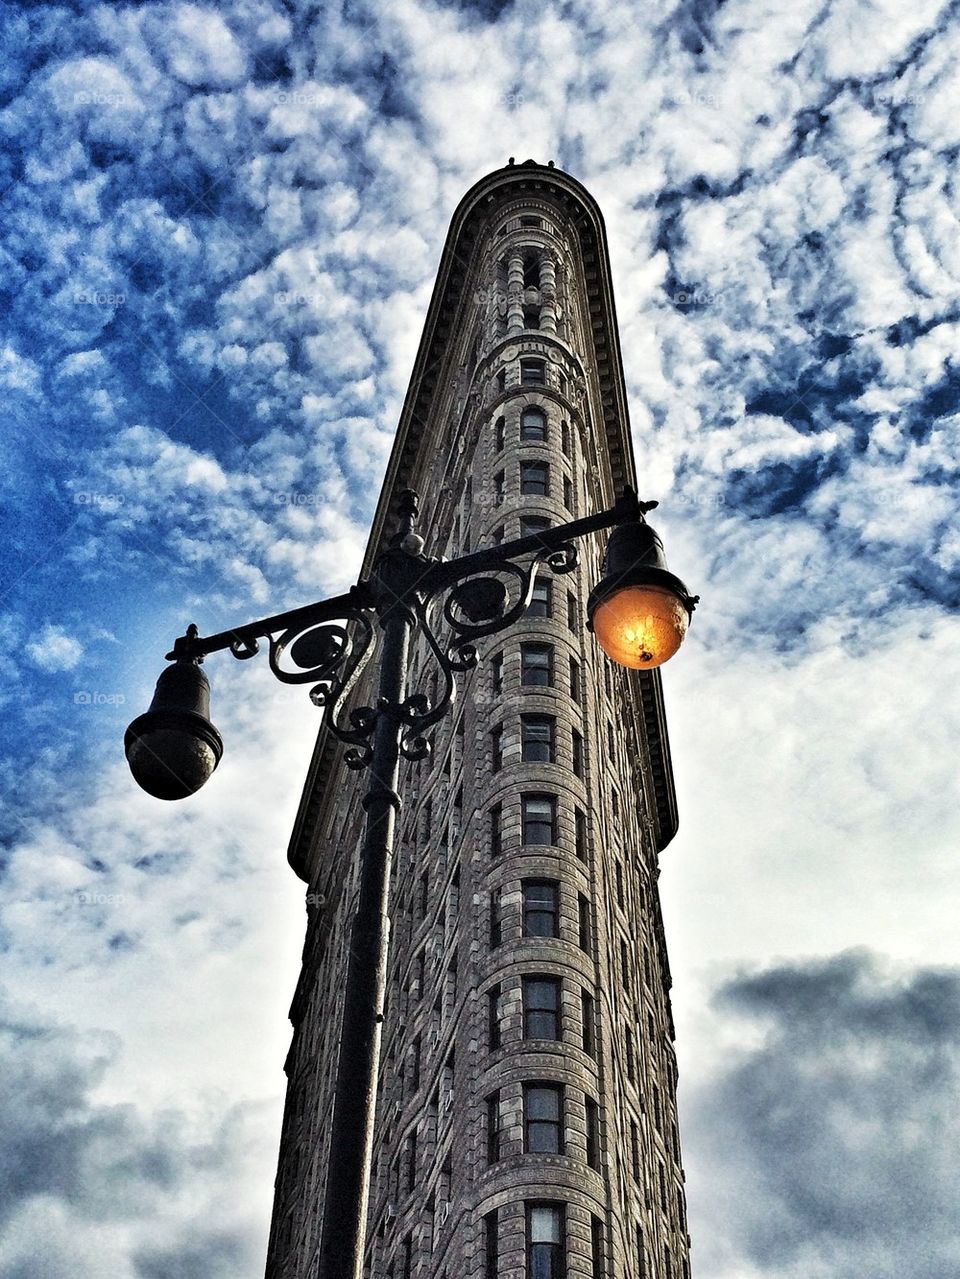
(1, 0, 959, 1275)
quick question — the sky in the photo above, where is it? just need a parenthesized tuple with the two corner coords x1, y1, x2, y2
(1, 0, 959, 1276)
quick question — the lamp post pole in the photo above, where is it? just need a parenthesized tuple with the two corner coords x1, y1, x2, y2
(124, 484, 697, 1279)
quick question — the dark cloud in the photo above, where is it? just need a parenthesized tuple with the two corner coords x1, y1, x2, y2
(0, 991, 268, 1277)
(685, 951, 960, 1279)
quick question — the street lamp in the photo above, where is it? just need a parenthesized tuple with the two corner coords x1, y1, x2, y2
(125, 484, 696, 1279)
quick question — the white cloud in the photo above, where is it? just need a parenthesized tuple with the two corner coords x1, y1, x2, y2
(25, 626, 84, 674)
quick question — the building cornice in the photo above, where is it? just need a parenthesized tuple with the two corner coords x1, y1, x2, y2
(287, 160, 678, 883)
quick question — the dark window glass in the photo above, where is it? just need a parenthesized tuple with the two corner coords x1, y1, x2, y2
(567, 591, 577, 632)
(523, 879, 559, 937)
(521, 461, 549, 496)
(524, 1083, 563, 1153)
(572, 729, 584, 778)
(586, 1098, 599, 1169)
(490, 803, 502, 858)
(527, 1203, 564, 1279)
(494, 469, 505, 504)
(529, 578, 552, 618)
(491, 650, 503, 694)
(523, 976, 560, 1039)
(569, 656, 580, 702)
(615, 861, 624, 907)
(637, 1224, 646, 1277)
(405, 1131, 417, 1194)
(488, 984, 501, 1050)
(522, 714, 555, 763)
(486, 1091, 501, 1162)
(524, 304, 541, 330)
(522, 794, 556, 845)
(521, 407, 547, 440)
(401, 1234, 412, 1279)
(575, 808, 588, 862)
(563, 475, 573, 511)
(495, 415, 505, 451)
(485, 1210, 499, 1279)
(491, 724, 503, 772)
(581, 990, 595, 1057)
(496, 369, 506, 392)
(490, 888, 502, 948)
(493, 524, 505, 545)
(561, 420, 571, 456)
(521, 643, 553, 686)
(521, 359, 546, 387)
(520, 215, 542, 228)
(631, 1119, 641, 1179)
(591, 1216, 603, 1279)
(578, 894, 591, 952)
(411, 1035, 421, 1092)
(520, 514, 551, 541)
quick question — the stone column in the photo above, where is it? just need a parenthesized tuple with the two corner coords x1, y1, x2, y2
(506, 252, 525, 335)
(539, 253, 558, 334)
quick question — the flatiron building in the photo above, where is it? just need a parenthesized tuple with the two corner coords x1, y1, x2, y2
(266, 160, 691, 1279)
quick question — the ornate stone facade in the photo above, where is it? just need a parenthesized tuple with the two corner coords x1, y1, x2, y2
(266, 162, 691, 1279)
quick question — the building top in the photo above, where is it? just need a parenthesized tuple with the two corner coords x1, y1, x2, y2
(286, 161, 679, 882)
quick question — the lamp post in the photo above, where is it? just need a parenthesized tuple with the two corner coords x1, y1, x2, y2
(125, 484, 697, 1279)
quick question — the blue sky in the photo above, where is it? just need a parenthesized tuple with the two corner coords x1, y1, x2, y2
(1, 1, 959, 1275)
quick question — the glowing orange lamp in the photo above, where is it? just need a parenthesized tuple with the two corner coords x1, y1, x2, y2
(587, 514, 698, 669)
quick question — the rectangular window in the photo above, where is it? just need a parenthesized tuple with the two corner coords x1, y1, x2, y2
(522, 793, 556, 845)
(566, 591, 577, 632)
(405, 1130, 417, 1194)
(491, 650, 503, 695)
(524, 1083, 563, 1154)
(626, 1026, 635, 1083)
(490, 803, 502, 858)
(400, 1234, 413, 1279)
(637, 1224, 646, 1277)
(631, 1119, 641, 1180)
(521, 461, 549, 497)
(521, 643, 553, 686)
(529, 578, 552, 618)
(563, 475, 573, 511)
(422, 799, 432, 842)
(420, 872, 429, 919)
(523, 879, 559, 937)
(575, 808, 588, 862)
(494, 469, 506, 504)
(578, 894, 591, 952)
(493, 523, 505, 545)
(520, 515, 551, 540)
(561, 419, 571, 456)
(491, 724, 503, 772)
(496, 369, 506, 392)
(522, 714, 555, 763)
(495, 416, 505, 452)
(488, 984, 501, 1050)
(585, 1097, 600, 1170)
(615, 861, 624, 907)
(486, 1090, 501, 1162)
(521, 407, 547, 440)
(520, 358, 546, 386)
(572, 729, 584, 778)
(581, 990, 595, 1057)
(410, 1035, 421, 1092)
(527, 1203, 564, 1279)
(485, 1210, 499, 1279)
(523, 976, 561, 1040)
(490, 888, 502, 948)
(591, 1216, 603, 1279)
(569, 656, 580, 702)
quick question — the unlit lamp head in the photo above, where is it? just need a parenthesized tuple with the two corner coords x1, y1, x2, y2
(125, 658, 223, 800)
(587, 521, 698, 670)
